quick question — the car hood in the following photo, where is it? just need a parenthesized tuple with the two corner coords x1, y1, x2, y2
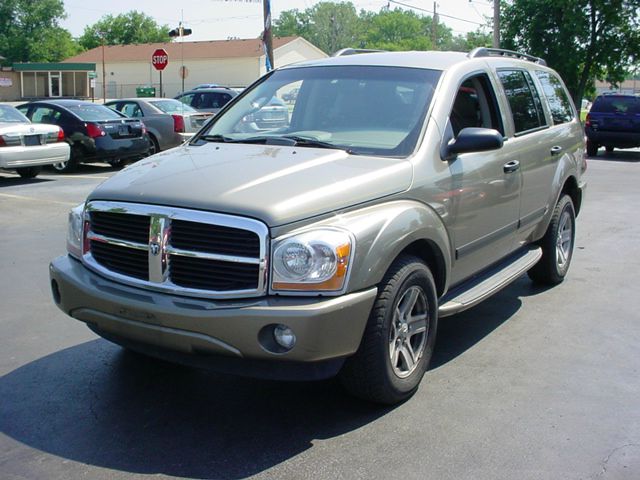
(88, 142, 413, 227)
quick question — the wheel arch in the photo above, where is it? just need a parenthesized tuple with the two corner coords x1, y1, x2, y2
(338, 201, 452, 298)
(560, 175, 582, 217)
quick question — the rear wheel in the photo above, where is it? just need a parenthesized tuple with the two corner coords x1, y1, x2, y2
(528, 194, 576, 285)
(52, 147, 80, 173)
(586, 140, 598, 157)
(16, 166, 42, 179)
(339, 255, 438, 404)
(108, 158, 125, 169)
(147, 134, 160, 156)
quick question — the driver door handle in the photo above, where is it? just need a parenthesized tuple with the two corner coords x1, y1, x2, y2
(503, 160, 520, 174)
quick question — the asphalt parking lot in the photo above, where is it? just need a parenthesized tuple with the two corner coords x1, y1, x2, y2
(1, 150, 639, 480)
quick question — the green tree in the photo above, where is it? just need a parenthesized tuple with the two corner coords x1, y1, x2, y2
(79, 11, 170, 50)
(358, 9, 434, 51)
(445, 30, 493, 52)
(0, 0, 81, 63)
(274, 2, 361, 54)
(501, 0, 640, 104)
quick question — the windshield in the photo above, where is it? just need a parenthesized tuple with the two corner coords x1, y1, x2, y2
(150, 99, 198, 114)
(0, 105, 29, 123)
(196, 65, 441, 157)
(67, 104, 123, 121)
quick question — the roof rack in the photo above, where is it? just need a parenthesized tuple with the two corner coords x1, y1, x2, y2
(468, 47, 547, 66)
(332, 48, 387, 57)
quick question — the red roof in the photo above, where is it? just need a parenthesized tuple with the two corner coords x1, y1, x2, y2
(65, 37, 299, 63)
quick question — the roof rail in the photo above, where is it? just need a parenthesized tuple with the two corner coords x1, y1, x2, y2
(468, 47, 547, 66)
(332, 48, 386, 57)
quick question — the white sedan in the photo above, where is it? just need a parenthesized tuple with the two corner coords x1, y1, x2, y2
(0, 104, 70, 178)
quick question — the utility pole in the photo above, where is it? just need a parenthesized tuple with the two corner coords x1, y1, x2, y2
(432, 2, 438, 49)
(493, 0, 500, 48)
(100, 32, 106, 102)
(169, 15, 192, 94)
(262, 0, 274, 71)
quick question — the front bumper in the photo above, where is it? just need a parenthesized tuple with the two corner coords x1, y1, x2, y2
(50, 255, 376, 379)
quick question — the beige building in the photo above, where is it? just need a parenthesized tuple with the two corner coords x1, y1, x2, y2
(64, 36, 327, 99)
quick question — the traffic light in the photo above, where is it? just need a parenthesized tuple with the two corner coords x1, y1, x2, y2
(169, 27, 192, 38)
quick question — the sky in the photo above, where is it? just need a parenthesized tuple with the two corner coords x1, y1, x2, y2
(60, 0, 494, 42)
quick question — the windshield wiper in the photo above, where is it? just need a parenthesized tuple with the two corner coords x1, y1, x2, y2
(199, 134, 356, 153)
(282, 135, 356, 154)
(199, 134, 234, 143)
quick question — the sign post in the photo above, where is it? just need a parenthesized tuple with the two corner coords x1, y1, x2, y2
(151, 48, 169, 97)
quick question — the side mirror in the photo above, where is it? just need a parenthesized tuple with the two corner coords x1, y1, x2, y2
(441, 127, 504, 161)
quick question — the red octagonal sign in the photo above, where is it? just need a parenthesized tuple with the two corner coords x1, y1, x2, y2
(151, 48, 169, 71)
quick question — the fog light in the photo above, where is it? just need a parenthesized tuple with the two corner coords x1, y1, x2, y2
(273, 324, 296, 350)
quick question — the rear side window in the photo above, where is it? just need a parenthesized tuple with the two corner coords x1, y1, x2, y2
(498, 70, 547, 134)
(535, 71, 575, 124)
(591, 96, 640, 114)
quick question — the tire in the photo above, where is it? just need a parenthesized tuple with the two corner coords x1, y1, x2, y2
(605, 146, 614, 153)
(108, 158, 125, 169)
(528, 194, 576, 285)
(52, 147, 79, 173)
(339, 255, 438, 404)
(16, 166, 42, 179)
(147, 134, 160, 156)
(586, 140, 598, 157)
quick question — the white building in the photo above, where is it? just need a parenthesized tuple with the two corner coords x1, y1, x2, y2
(64, 36, 327, 99)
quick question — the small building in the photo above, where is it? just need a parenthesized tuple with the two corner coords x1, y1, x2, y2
(63, 36, 327, 99)
(12, 63, 96, 99)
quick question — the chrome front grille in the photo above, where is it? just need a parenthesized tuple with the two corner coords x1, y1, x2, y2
(83, 201, 269, 299)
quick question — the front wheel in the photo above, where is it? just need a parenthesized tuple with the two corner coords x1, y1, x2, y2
(16, 166, 42, 178)
(586, 140, 598, 157)
(528, 194, 576, 285)
(339, 255, 438, 404)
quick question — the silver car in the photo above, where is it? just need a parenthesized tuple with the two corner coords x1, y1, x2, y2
(0, 104, 70, 178)
(106, 98, 213, 154)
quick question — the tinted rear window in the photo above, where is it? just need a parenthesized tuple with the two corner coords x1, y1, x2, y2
(66, 104, 124, 121)
(591, 96, 640, 114)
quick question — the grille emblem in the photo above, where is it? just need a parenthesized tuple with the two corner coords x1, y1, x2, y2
(149, 242, 161, 256)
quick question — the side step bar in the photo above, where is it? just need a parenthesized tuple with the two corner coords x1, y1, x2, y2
(438, 246, 542, 317)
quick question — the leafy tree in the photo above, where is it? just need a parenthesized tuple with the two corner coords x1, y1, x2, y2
(445, 30, 493, 52)
(273, 3, 488, 54)
(501, 0, 640, 104)
(273, 2, 362, 54)
(79, 11, 170, 50)
(358, 9, 434, 51)
(0, 0, 81, 63)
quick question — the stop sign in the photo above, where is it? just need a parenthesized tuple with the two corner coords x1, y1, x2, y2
(151, 48, 169, 71)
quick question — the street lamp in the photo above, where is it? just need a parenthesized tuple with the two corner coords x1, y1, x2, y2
(169, 22, 192, 94)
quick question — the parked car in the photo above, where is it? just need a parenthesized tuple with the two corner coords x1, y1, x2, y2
(192, 83, 222, 90)
(241, 96, 290, 130)
(282, 87, 299, 103)
(175, 87, 238, 115)
(0, 104, 70, 178)
(105, 98, 213, 154)
(585, 94, 640, 156)
(51, 48, 586, 405)
(17, 100, 150, 173)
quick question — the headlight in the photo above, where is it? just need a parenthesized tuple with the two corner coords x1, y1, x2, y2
(271, 228, 354, 294)
(67, 203, 85, 259)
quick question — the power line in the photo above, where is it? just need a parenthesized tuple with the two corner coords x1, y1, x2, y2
(388, 0, 485, 26)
